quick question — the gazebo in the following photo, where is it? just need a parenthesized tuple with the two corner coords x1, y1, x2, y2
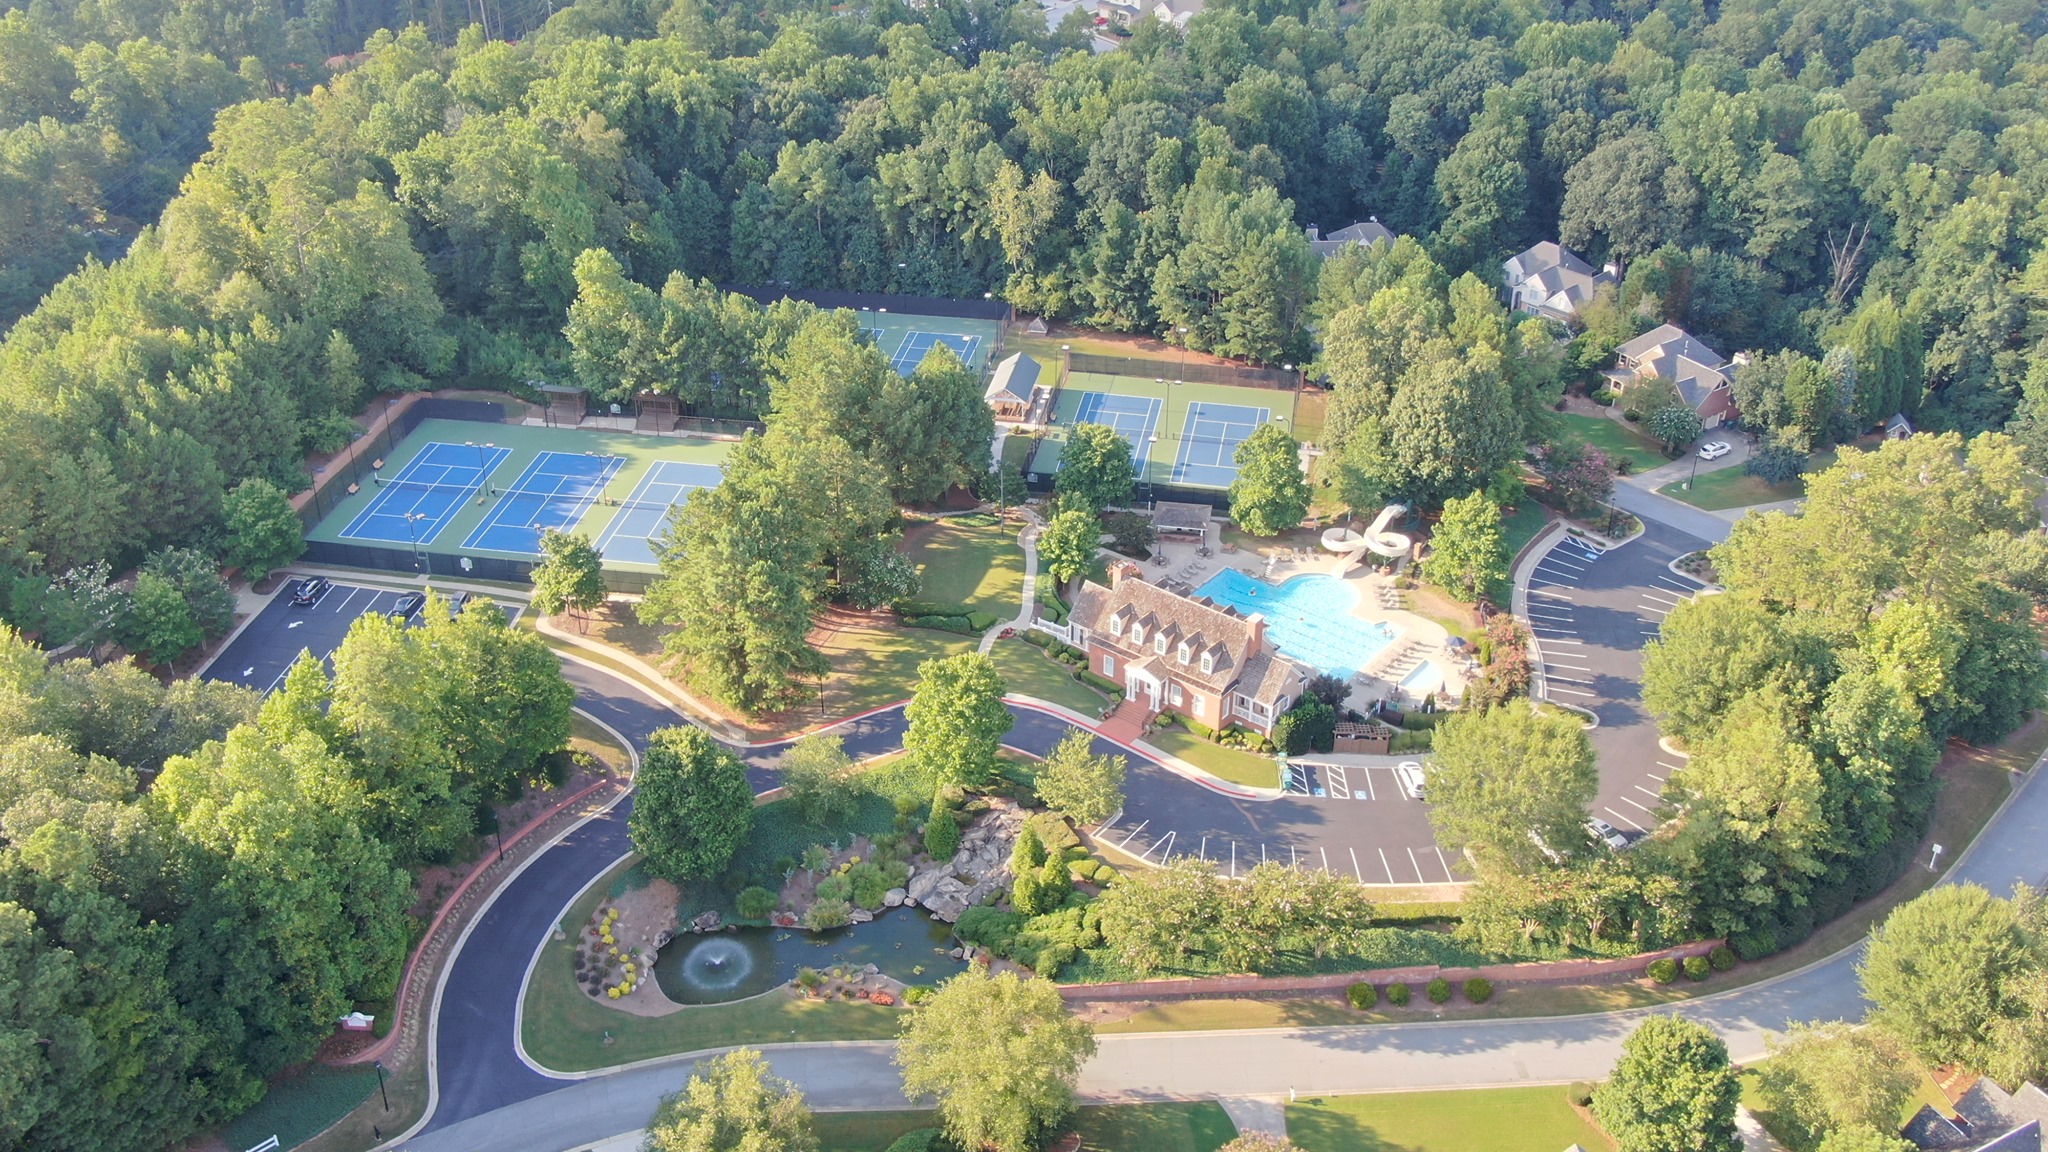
(1153, 501, 1213, 537)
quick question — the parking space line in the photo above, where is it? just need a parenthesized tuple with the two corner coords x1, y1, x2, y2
(1526, 609, 1575, 621)
(1140, 830, 1175, 861)
(1546, 673, 1597, 685)
(1378, 848, 1393, 883)
(1199, 836, 1208, 860)
(1639, 588, 1685, 603)
(1619, 796, 1653, 813)
(1320, 846, 1330, 873)
(1231, 841, 1238, 877)
(1605, 806, 1644, 830)
(1532, 635, 1581, 643)
(1645, 772, 1665, 782)
(1406, 846, 1423, 884)
(1634, 785, 1661, 799)
(1434, 847, 1453, 883)
(1326, 765, 1351, 800)
(1361, 767, 1376, 800)
(1541, 555, 1587, 572)
(1546, 685, 1598, 698)
(332, 587, 363, 613)
(1349, 847, 1363, 883)
(1115, 820, 1149, 849)
(1532, 572, 1580, 585)
(1530, 588, 1574, 600)
(1654, 576, 1699, 593)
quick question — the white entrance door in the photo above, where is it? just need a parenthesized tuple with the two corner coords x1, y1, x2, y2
(1125, 668, 1160, 711)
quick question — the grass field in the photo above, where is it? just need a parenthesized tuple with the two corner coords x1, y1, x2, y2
(1555, 413, 1671, 474)
(1148, 724, 1279, 789)
(1288, 1085, 1611, 1152)
(1500, 500, 1552, 563)
(218, 1065, 382, 1151)
(813, 1102, 1237, 1152)
(1028, 371, 1300, 492)
(989, 637, 1110, 715)
(901, 516, 1024, 617)
(810, 617, 976, 722)
(1658, 448, 1836, 511)
(306, 417, 733, 570)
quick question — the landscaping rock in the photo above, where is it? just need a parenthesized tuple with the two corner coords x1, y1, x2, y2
(882, 887, 907, 908)
(863, 963, 880, 975)
(689, 910, 721, 934)
(848, 908, 874, 924)
(906, 868, 947, 904)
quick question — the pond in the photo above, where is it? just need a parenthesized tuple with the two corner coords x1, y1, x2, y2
(652, 907, 966, 1004)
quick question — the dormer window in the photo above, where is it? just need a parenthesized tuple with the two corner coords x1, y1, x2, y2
(1200, 651, 1215, 675)
(1130, 623, 1145, 645)
(1177, 642, 1190, 664)
(1154, 633, 1167, 655)
(1109, 614, 1124, 637)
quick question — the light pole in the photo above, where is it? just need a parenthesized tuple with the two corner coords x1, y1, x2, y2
(374, 1060, 390, 1112)
(402, 513, 428, 572)
(1176, 325, 1189, 384)
(1684, 446, 1701, 490)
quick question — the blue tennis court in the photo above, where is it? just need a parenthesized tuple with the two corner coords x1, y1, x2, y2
(461, 451, 625, 555)
(1071, 391, 1162, 468)
(339, 442, 511, 544)
(592, 460, 725, 566)
(1171, 401, 1271, 487)
(890, 331, 982, 375)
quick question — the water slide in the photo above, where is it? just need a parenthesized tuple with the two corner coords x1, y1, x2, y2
(1322, 504, 1411, 572)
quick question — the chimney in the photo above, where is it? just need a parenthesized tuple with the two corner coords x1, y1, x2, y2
(1107, 559, 1141, 588)
(1245, 612, 1266, 654)
(1602, 261, 1621, 278)
(1731, 350, 1752, 367)
(1305, 225, 1320, 242)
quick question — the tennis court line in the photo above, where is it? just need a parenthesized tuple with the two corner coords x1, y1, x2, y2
(460, 452, 624, 554)
(1072, 391, 1162, 467)
(338, 442, 510, 544)
(1170, 401, 1270, 486)
(889, 331, 983, 374)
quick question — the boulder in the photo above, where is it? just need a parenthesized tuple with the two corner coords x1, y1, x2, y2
(848, 908, 874, 924)
(906, 868, 947, 904)
(924, 891, 970, 921)
(689, 910, 721, 933)
(882, 887, 907, 908)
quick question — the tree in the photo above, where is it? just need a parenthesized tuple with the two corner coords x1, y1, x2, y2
(1426, 700, 1597, 873)
(119, 571, 201, 666)
(1421, 490, 1509, 603)
(141, 547, 235, 639)
(220, 478, 304, 580)
(1272, 698, 1336, 756)
(779, 734, 858, 827)
(1559, 132, 1699, 262)
(1096, 858, 1375, 974)
(1593, 1016, 1742, 1152)
(1744, 439, 1806, 486)
(904, 654, 1013, 789)
(1053, 424, 1136, 514)
(1227, 424, 1310, 537)
(842, 551, 919, 611)
(1542, 442, 1612, 519)
(1641, 594, 1828, 748)
(1038, 506, 1100, 591)
(629, 726, 754, 883)
(1858, 883, 2038, 1072)
(1647, 402, 1704, 454)
(641, 1048, 818, 1152)
(531, 530, 607, 625)
(1032, 727, 1126, 825)
(894, 967, 1097, 1152)
(1813, 1128, 1918, 1152)
(1382, 343, 1522, 510)
(1752, 1022, 1918, 1152)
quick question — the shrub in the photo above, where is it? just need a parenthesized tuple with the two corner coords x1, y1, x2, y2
(814, 875, 852, 904)
(796, 967, 823, 993)
(1463, 978, 1493, 1003)
(1068, 859, 1098, 883)
(736, 886, 778, 920)
(1029, 812, 1081, 855)
(1077, 669, 1122, 695)
(923, 803, 960, 860)
(1708, 944, 1737, 971)
(1092, 862, 1117, 884)
(1566, 1082, 1594, 1107)
(803, 899, 851, 930)
(848, 862, 892, 910)
(885, 1130, 943, 1152)
(1022, 629, 1051, 648)
(1426, 976, 1452, 1004)
(902, 986, 932, 1006)
(905, 614, 977, 635)
(1683, 955, 1710, 981)
(966, 611, 999, 631)
(1385, 982, 1411, 1006)
(1347, 982, 1377, 1010)
(1646, 957, 1678, 984)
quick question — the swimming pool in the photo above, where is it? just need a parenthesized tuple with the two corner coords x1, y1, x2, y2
(1192, 569, 1398, 679)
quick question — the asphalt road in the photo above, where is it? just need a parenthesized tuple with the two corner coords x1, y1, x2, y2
(400, 742, 2048, 1152)
(204, 580, 520, 693)
(1523, 520, 1711, 839)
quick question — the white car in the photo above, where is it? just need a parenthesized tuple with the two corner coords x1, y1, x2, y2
(1697, 441, 1733, 461)
(1395, 761, 1426, 800)
(1587, 818, 1629, 851)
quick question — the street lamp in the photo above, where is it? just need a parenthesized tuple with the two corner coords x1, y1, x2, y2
(1176, 325, 1189, 383)
(374, 1060, 390, 1112)
(402, 512, 429, 571)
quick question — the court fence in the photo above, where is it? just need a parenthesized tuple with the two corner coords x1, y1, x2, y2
(298, 538, 659, 595)
(295, 397, 513, 531)
(722, 286, 1012, 321)
(1064, 351, 1300, 391)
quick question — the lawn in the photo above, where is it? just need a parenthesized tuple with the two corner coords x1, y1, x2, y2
(1500, 499, 1551, 564)
(1288, 1085, 1611, 1152)
(1148, 724, 1279, 789)
(1658, 449, 1835, 511)
(1294, 387, 1329, 445)
(901, 516, 1026, 618)
(1555, 412, 1671, 474)
(813, 1103, 1237, 1151)
(989, 637, 1111, 716)
(811, 616, 976, 723)
(218, 1065, 381, 1152)
(520, 855, 905, 1072)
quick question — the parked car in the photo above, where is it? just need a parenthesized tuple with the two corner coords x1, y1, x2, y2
(389, 592, 425, 622)
(1697, 441, 1733, 460)
(447, 590, 480, 617)
(289, 576, 331, 606)
(1395, 761, 1426, 800)
(1587, 818, 1629, 851)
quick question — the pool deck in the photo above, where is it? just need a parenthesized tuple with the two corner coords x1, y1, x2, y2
(1141, 528, 1471, 710)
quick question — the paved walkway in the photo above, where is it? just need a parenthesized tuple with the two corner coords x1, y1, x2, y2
(977, 512, 1041, 655)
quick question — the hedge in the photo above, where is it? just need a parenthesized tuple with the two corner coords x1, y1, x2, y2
(905, 614, 978, 635)
(1077, 669, 1122, 696)
(1347, 982, 1377, 1010)
(1398, 711, 1448, 731)
(1646, 957, 1678, 984)
(1389, 729, 1434, 754)
(1022, 629, 1052, 648)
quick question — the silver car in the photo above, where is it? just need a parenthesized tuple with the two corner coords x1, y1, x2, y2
(1395, 761, 1426, 800)
(1587, 818, 1629, 850)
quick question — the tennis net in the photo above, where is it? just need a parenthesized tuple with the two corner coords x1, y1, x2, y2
(370, 474, 699, 515)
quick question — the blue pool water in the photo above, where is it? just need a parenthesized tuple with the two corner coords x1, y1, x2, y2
(1192, 570, 1398, 679)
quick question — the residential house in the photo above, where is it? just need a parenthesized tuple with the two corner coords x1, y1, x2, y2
(1903, 1077, 2048, 1152)
(1503, 241, 1618, 322)
(1065, 563, 1311, 736)
(984, 353, 1043, 422)
(1609, 323, 1739, 429)
(1306, 219, 1397, 258)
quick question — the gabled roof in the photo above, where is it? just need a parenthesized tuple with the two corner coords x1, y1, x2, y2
(1307, 220, 1396, 257)
(1072, 576, 1283, 695)
(1617, 324, 1731, 411)
(985, 353, 1041, 403)
(1505, 241, 1595, 282)
(1153, 501, 1213, 533)
(1970, 1122, 2041, 1152)
(1904, 1103, 1973, 1149)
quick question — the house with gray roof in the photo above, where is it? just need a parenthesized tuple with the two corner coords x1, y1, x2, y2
(1903, 1078, 2048, 1152)
(984, 352, 1043, 422)
(1306, 219, 1397, 258)
(1610, 323, 1739, 429)
(1503, 241, 1618, 321)
(1065, 562, 1310, 735)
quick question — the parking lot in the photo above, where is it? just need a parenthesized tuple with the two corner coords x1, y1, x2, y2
(1522, 522, 1710, 840)
(203, 578, 521, 694)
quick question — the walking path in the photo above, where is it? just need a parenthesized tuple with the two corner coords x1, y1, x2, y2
(977, 512, 1041, 655)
